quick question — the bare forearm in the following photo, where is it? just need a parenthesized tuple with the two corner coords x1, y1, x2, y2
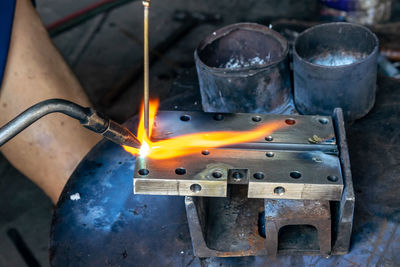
(0, 0, 101, 203)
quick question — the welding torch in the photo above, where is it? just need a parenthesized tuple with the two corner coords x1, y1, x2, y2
(0, 99, 141, 149)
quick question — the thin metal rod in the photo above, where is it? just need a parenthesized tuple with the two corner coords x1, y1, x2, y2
(143, 0, 150, 138)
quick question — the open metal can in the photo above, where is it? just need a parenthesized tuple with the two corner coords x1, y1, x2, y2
(194, 23, 292, 114)
(293, 22, 379, 121)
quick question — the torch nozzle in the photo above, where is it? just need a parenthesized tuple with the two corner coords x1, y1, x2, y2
(83, 110, 142, 149)
(100, 120, 142, 149)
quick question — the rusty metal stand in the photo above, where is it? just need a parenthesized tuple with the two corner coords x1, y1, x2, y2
(264, 199, 331, 256)
(184, 108, 354, 257)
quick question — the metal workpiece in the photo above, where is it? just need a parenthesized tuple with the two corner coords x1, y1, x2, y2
(134, 110, 343, 200)
(135, 148, 343, 200)
(0, 99, 141, 149)
(293, 22, 379, 121)
(194, 23, 293, 114)
(152, 111, 337, 146)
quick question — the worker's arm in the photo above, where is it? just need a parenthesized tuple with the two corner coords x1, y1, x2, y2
(0, 0, 101, 203)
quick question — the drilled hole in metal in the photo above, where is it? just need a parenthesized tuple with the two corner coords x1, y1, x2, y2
(327, 175, 339, 182)
(274, 186, 285, 196)
(265, 136, 273, 142)
(290, 171, 302, 179)
(190, 184, 202, 193)
(319, 117, 329, 124)
(232, 172, 243, 181)
(212, 171, 223, 179)
(213, 114, 224, 121)
(138, 169, 149, 176)
(180, 115, 191, 121)
(266, 152, 275, 157)
(201, 150, 210, 155)
(175, 168, 186, 175)
(253, 172, 265, 180)
(252, 116, 262, 122)
(285, 118, 296, 125)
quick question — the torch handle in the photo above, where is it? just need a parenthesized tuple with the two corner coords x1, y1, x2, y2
(0, 99, 141, 149)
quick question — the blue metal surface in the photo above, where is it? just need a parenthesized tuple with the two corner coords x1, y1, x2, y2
(50, 75, 400, 266)
(320, 0, 357, 12)
(0, 0, 16, 86)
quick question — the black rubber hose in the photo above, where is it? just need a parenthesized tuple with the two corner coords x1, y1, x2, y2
(0, 99, 92, 146)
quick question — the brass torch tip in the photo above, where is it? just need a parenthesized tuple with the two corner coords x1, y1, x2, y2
(102, 120, 142, 149)
(124, 133, 142, 149)
(142, 0, 150, 7)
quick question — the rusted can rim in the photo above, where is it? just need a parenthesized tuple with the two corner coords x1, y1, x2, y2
(194, 23, 289, 73)
(293, 22, 379, 69)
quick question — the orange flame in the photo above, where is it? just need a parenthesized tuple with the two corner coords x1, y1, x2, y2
(123, 99, 285, 160)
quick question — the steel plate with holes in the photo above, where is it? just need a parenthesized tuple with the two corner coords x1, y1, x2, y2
(134, 111, 343, 200)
